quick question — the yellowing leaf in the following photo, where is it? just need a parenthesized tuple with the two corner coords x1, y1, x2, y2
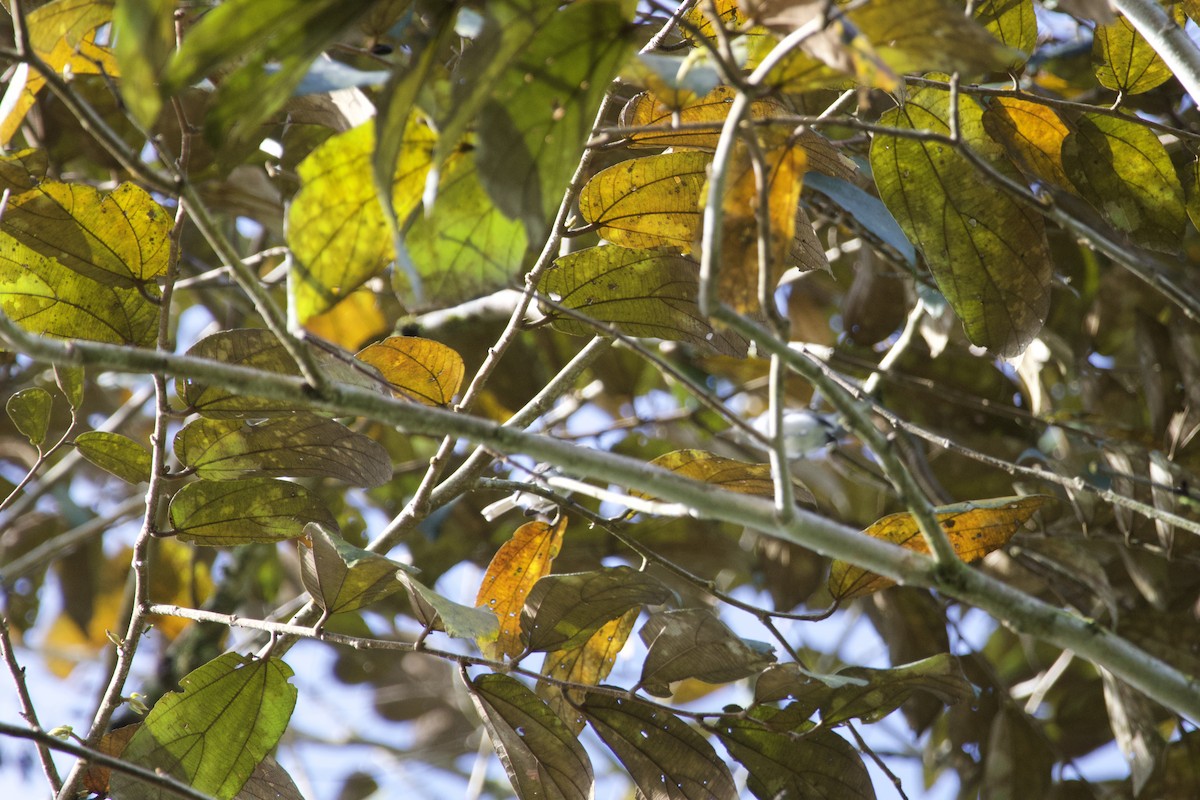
(743, 29, 854, 92)
(43, 547, 129, 677)
(169, 478, 336, 545)
(621, 86, 785, 151)
(848, 0, 1022, 76)
(475, 517, 567, 660)
(148, 538, 214, 641)
(1093, 9, 1181, 95)
(0, 234, 159, 346)
(578, 151, 710, 252)
(982, 97, 1074, 190)
(539, 608, 639, 733)
(288, 117, 435, 322)
(870, 87, 1051, 356)
(681, 0, 744, 43)
(539, 246, 749, 357)
(301, 289, 389, 351)
(75, 431, 152, 484)
(354, 336, 465, 406)
(1061, 112, 1186, 253)
(638, 449, 778, 498)
(26, 0, 114, 53)
(828, 495, 1052, 601)
(974, 0, 1037, 69)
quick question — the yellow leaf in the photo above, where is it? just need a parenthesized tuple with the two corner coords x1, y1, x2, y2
(621, 86, 786, 151)
(475, 517, 567, 660)
(147, 539, 214, 641)
(981, 97, 1074, 191)
(43, 547, 130, 677)
(303, 289, 390, 351)
(829, 495, 1053, 601)
(1093, 8, 1183, 95)
(637, 449, 812, 505)
(355, 335, 465, 406)
(539, 608, 638, 733)
(680, 0, 745, 42)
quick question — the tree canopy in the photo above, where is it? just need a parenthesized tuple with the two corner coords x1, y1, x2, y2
(3, 0, 1200, 798)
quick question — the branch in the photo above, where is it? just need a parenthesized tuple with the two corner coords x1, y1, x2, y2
(0, 618, 60, 791)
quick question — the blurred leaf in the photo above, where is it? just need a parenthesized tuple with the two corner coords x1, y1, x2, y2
(521, 566, 672, 652)
(233, 756, 304, 800)
(1061, 112, 1186, 253)
(468, 673, 594, 800)
(476, 0, 635, 240)
(401, 574, 500, 642)
(355, 336, 465, 406)
(582, 692, 737, 800)
(3, 182, 170, 286)
(981, 97, 1074, 189)
(54, 364, 84, 410)
(805, 172, 916, 265)
(112, 0, 173, 128)
(0, 234, 158, 346)
(110, 653, 296, 800)
(177, 329, 383, 417)
(1093, 9, 1180, 95)
(829, 495, 1052, 601)
(638, 450, 776, 498)
(402, 143, 529, 309)
(742, 30, 853, 92)
(973, 0, 1037, 68)
(870, 86, 1051, 356)
(539, 246, 748, 356)
(299, 523, 412, 620)
(6, 387, 53, 447)
(638, 608, 776, 697)
(753, 654, 974, 726)
(301, 289, 389, 352)
(288, 118, 435, 322)
(1100, 668, 1166, 794)
(0, 149, 48, 193)
(539, 609, 638, 734)
(169, 478, 335, 545)
(714, 708, 876, 800)
(578, 151, 710, 251)
(1185, 157, 1200, 233)
(82, 724, 140, 798)
(621, 87, 786, 151)
(476, 517, 567, 659)
(982, 704, 1053, 799)
(848, 0, 1021, 76)
(174, 414, 392, 487)
(75, 431, 152, 484)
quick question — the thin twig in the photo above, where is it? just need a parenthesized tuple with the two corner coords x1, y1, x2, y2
(0, 617, 61, 792)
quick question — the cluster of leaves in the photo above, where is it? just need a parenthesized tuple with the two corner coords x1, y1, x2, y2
(4, 0, 1200, 799)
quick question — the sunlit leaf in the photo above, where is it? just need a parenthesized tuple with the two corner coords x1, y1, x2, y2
(870, 86, 1051, 356)
(539, 609, 638, 734)
(174, 413, 392, 487)
(402, 141, 529, 309)
(973, 0, 1037, 68)
(638, 608, 776, 697)
(583, 692, 737, 800)
(639, 450, 776, 498)
(624, 51, 725, 112)
(620, 88, 778, 151)
(829, 495, 1052, 601)
(981, 97, 1074, 189)
(579, 151, 710, 251)
(288, 117, 435, 322)
(680, 0, 742, 43)
(169, 478, 336, 545)
(742, 30, 854, 92)
(539, 246, 749, 357)
(25, 0, 114, 53)
(0, 234, 158, 346)
(110, 653, 296, 800)
(75, 431, 152, 484)
(299, 523, 412, 620)
(1061, 112, 1186, 253)
(753, 654, 975, 725)
(476, 517, 567, 659)
(848, 0, 1021, 76)
(54, 364, 84, 410)
(475, 0, 635, 241)
(112, 0, 173, 128)
(301, 289, 389, 352)
(177, 329, 384, 418)
(521, 566, 672, 653)
(468, 673, 593, 800)
(401, 574, 500, 642)
(354, 336, 465, 406)
(714, 707, 876, 800)
(1093, 9, 1180, 95)
(147, 538, 215, 641)
(6, 387, 53, 447)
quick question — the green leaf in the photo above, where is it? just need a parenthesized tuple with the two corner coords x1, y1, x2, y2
(539, 246, 749, 357)
(468, 673, 594, 800)
(75, 431, 152, 484)
(169, 478, 335, 545)
(848, 0, 1021, 76)
(299, 523, 412, 620)
(577, 151, 710, 252)
(870, 87, 1051, 356)
(402, 143, 529, 309)
(288, 118, 435, 322)
(582, 692, 737, 800)
(54, 364, 84, 410)
(714, 707, 876, 800)
(1093, 10, 1179, 95)
(177, 329, 383, 418)
(112, 0, 174, 128)
(753, 655, 975, 726)
(476, 0, 635, 241)
(6, 387, 53, 447)
(0, 234, 159, 346)
(638, 608, 775, 698)
(1185, 157, 1200, 233)
(109, 653, 297, 800)
(521, 566, 672, 653)
(1061, 112, 1186, 253)
(973, 0, 1037, 68)
(0, 149, 48, 194)
(3, 181, 171, 287)
(400, 574, 500, 642)
(173, 414, 392, 487)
